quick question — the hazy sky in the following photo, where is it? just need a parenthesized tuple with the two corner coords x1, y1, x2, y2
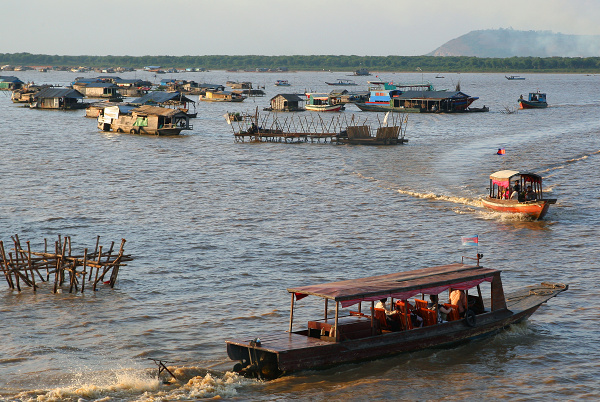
(2, 0, 599, 56)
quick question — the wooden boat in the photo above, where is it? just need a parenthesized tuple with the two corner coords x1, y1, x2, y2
(226, 262, 567, 379)
(325, 79, 358, 86)
(481, 170, 556, 219)
(97, 105, 193, 136)
(354, 89, 480, 113)
(305, 93, 344, 112)
(274, 80, 291, 86)
(518, 92, 547, 109)
(505, 75, 526, 80)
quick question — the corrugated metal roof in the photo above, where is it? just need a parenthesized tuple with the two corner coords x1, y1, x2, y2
(130, 91, 194, 105)
(271, 94, 303, 102)
(131, 105, 186, 117)
(396, 90, 470, 100)
(0, 76, 24, 83)
(34, 88, 84, 99)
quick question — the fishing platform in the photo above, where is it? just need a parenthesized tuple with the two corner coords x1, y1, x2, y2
(228, 109, 408, 145)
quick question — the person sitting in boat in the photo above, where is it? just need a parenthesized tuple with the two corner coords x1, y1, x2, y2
(513, 180, 521, 194)
(525, 185, 537, 201)
(428, 294, 452, 322)
(450, 289, 468, 317)
(375, 298, 401, 330)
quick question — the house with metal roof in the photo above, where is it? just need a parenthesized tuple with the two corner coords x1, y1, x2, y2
(72, 81, 122, 100)
(130, 90, 196, 110)
(31, 88, 87, 109)
(268, 94, 304, 112)
(0, 76, 24, 90)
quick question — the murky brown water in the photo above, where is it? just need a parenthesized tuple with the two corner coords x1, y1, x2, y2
(0, 71, 598, 401)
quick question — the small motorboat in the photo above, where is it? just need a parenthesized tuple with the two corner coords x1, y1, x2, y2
(505, 75, 525, 80)
(481, 170, 556, 219)
(325, 79, 358, 86)
(518, 91, 547, 109)
(275, 80, 291, 86)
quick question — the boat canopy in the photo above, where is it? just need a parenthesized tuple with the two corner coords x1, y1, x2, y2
(490, 170, 542, 187)
(288, 263, 497, 308)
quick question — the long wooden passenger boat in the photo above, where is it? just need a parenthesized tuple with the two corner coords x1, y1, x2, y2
(481, 170, 556, 220)
(226, 262, 567, 379)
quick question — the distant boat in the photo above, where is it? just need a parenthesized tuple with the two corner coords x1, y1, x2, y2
(325, 79, 358, 86)
(518, 91, 547, 109)
(274, 80, 291, 86)
(435, 74, 444, 78)
(505, 75, 525, 80)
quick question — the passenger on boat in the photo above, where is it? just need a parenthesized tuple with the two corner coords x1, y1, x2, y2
(428, 295, 452, 322)
(375, 298, 401, 331)
(525, 186, 537, 201)
(513, 180, 521, 194)
(450, 289, 468, 317)
(510, 190, 519, 199)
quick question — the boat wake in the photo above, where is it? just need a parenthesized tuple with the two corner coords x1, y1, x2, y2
(14, 367, 251, 402)
(539, 149, 600, 175)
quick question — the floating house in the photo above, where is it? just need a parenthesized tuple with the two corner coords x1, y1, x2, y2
(72, 81, 122, 100)
(199, 90, 245, 102)
(97, 105, 192, 135)
(130, 91, 197, 116)
(0, 76, 24, 90)
(267, 94, 305, 112)
(30, 87, 87, 109)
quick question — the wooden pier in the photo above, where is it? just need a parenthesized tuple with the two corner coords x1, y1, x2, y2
(0, 235, 132, 293)
(229, 109, 408, 145)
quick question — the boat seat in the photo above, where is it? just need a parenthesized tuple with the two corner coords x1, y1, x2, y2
(399, 312, 414, 331)
(420, 308, 437, 327)
(414, 299, 428, 310)
(374, 308, 390, 331)
(444, 303, 460, 321)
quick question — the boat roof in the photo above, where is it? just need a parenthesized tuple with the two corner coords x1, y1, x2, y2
(490, 170, 542, 180)
(288, 263, 498, 305)
(131, 105, 187, 117)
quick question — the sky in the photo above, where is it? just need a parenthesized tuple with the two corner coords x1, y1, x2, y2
(2, 0, 600, 56)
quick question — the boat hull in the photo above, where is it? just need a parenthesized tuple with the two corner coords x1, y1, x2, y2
(481, 198, 555, 219)
(226, 283, 566, 379)
(305, 104, 343, 112)
(354, 102, 421, 113)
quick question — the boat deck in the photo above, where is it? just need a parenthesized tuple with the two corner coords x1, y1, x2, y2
(504, 283, 567, 313)
(227, 331, 333, 353)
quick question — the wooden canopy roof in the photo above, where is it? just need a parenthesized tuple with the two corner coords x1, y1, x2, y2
(288, 263, 499, 305)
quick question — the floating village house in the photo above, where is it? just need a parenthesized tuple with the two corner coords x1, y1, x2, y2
(98, 105, 192, 135)
(30, 87, 87, 109)
(72, 79, 122, 100)
(268, 94, 304, 112)
(0, 76, 24, 90)
(130, 91, 196, 114)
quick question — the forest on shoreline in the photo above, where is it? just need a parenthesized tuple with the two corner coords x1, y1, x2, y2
(2, 53, 600, 73)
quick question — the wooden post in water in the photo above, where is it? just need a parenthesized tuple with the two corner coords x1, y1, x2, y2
(288, 293, 295, 333)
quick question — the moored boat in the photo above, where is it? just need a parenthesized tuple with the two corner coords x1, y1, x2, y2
(481, 170, 556, 219)
(354, 84, 481, 113)
(274, 80, 291, 86)
(325, 79, 358, 86)
(305, 93, 344, 112)
(518, 91, 547, 109)
(226, 261, 567, 379)
(505, 75, 526, 80)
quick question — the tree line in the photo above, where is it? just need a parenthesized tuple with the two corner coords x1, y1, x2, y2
(2, 53, 600, 72)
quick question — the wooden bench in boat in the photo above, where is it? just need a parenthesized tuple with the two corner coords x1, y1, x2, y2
(308, 314, 374, 340)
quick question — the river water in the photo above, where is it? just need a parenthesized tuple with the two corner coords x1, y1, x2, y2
(0, 70, 599, 401)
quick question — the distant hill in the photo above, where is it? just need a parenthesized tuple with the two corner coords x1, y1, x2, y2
(428, 29, 600, 57)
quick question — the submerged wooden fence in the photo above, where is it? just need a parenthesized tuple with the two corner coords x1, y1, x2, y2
(0, 235, 132, 293)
